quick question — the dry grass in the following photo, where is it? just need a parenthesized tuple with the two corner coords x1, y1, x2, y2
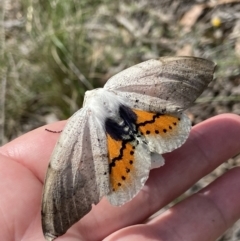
(1, 0, 240, 142)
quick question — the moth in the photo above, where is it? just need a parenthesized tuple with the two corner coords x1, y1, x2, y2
(41, 56, 215, 240)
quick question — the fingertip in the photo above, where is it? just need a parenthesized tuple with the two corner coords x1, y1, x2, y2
(0, 120, 67, 182)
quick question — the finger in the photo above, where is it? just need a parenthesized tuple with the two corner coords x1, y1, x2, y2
(0, 154, 43, 241)
(79, 114, 240, 240)
(0, 121, 66, 182)
(104, 167, 240, 241)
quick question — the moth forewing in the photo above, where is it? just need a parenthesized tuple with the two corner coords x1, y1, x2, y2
(104, 56, 216, 114)
(42, 108, 103, 240)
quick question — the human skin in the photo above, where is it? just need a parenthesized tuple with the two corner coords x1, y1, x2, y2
(0, 114, 240, 241)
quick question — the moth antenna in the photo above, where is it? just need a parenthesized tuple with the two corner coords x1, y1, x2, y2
(45, 128, 62, 133)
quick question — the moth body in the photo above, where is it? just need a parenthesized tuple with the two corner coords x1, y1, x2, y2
(84, 88, 127, 126)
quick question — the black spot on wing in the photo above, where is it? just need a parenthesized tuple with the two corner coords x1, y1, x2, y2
(119, 105, 137, 128)
(105, 105, 137, 140)
(105, 118, 124, 141)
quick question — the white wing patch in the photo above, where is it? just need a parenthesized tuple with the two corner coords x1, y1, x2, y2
(150, 152, 165, 169)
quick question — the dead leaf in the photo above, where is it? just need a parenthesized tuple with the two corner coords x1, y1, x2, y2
(180, 4, 205, 32)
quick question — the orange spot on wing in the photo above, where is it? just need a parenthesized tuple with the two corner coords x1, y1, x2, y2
(133, 109, 180, 136)
(107, 135, 135, 192)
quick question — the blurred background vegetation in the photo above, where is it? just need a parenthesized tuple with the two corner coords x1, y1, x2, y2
(0, 0, 240, 143)
(1, 0, 240, 239)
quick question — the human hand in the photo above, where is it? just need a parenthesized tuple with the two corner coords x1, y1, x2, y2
(0, 114, 240, 241)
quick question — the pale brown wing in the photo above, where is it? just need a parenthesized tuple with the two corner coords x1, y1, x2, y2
(41, 108, 109, 241)
(104, 56, 216, 113)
